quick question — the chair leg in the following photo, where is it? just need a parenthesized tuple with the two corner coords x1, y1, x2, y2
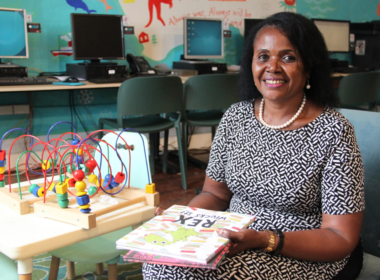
(211, 126, 216, 140)
(162, 130, 169, 173)
(98, 119, 104, 140)
(175, 123, 187, 189)
(183, 122, 188, 173)
(66, 261, 75, 280)
(48, 256, 60, 280)
(148, 133, 155, 176)
(95, 263, 104, 275)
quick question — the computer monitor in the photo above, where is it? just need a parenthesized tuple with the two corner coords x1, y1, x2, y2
(312, 19, 350, 53)
(0, 7, 29, 65)
(244, 18, 263, 39)
(71, 13, 125, 65)
(183, 17, 224, 60)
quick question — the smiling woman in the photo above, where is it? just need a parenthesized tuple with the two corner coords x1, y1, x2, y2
(143, 12, 365, 280)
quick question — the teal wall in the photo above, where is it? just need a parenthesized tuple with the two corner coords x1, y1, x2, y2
(0, 0, 379, 140)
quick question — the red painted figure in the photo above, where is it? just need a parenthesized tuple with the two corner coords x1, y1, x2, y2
(145, 0, 173, 27)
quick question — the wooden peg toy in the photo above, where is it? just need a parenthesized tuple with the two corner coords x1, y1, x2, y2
(115, 172, 125, 184)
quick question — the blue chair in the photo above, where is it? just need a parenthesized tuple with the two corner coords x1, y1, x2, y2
(337, 109, 380, 279)
(0, 252, 18, 280)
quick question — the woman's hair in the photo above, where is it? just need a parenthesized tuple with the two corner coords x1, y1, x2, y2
(239, 12, 338, 107)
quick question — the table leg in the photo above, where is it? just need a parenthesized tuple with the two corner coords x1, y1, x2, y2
(17, 257, 33, 280)
(48, 256, 60, 280)
(107, 263, 117, 280)
(66, 260, 75, 280)
(96, 263, 104, 275)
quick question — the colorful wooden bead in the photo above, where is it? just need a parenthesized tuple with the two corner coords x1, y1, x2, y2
(86, 159, 97, 171)
(37, 187, 45, 197)
(71, 139, 80, 145)
(0, 166, 5, 174)
(110, 177, 119, 188)
(79, 204, 90, 210)
(80, 208, 91, 213)
(88, 174, 98, 184)
(29, 184, 39, 193)
(73, 170, 85, 181)
(41, 160, 51, 170)
(114, 172, 125, 184)
(74, 148, 83, 156)
(77, 156, 84, 164)
(32, 187, 40, 197)
(75, 181, 86, 192)
(88, 186, 97, 196)
(104, 174, 112, 182)
(55, 184, 68, 195)
(145, 183, 156, 194)
(79, 164, 89, 175)
(76, 191, 87, 196)
(0, 159, 5, 167)
(49, 184, 56, 193)
(96, 179, 104, 187)
(0, 174, 4, 181)
(67, 164, 76, 174)
(58, 199, 70, 208)
(0, 181, 4, 188)
(0, 150, 5, 161)
(68, 178, 76, 188)
(103, 179, 113, 190)
(76, 194, 90, 205)
(56, 192, 68, 200)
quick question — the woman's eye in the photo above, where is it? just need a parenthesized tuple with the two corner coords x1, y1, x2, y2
(258, 54, 269, 61)
(283, 55, 296, 62)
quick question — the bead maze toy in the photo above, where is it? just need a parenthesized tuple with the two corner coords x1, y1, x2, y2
(0, 123, 159, 229)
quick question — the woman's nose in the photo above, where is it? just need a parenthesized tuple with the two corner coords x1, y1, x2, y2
(266, 58, 281, 72)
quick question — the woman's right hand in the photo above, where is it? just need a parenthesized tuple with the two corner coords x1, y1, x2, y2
(155, 206, 164, 216)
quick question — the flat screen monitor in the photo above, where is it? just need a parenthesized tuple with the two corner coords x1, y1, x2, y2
(244, 18, 263, 39)
(0, 7, 29, 63)
(183, 17, 224, 60)
(312, 19, 350, 53)
(71, 13, 125, 64)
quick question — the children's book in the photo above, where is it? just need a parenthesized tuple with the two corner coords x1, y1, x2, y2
(123, 242, 232, 270)
(116, 205, 255, 264)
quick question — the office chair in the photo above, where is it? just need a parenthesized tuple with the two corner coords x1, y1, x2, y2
(182, 73, 240, 170)
(98, 75, 187, 189)
(337, 72, 380, 111)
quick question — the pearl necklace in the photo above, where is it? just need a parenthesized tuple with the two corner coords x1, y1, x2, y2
(259, 94, 306, 130)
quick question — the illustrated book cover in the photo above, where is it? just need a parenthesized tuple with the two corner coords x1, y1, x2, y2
(123, 242, 232, 269)
(116, 205, 255, 264)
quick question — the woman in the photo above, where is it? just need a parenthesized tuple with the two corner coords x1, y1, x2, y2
(143, 12, 365, 279)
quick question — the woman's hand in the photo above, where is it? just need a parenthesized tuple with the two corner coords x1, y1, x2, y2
(217, 228, 268, 256)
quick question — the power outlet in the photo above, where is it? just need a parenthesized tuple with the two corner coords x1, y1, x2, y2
(13, 105, 30, 114)
(0, 106, 13, 115)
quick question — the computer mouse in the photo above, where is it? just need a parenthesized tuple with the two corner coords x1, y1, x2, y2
(64, 76, 79, 83)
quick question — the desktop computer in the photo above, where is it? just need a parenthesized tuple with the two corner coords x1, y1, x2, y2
(0, 66, 28, 78)
(66, 63, 127, 80)
(173, 61, 227, 75)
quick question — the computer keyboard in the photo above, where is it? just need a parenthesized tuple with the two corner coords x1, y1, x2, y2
(333, 67, 369, 73)
(0, 76, 53, 86)
(88, 77, 128, 84)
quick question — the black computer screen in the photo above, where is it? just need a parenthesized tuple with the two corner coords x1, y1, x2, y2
(71, 13, 125, 63)
(244, 18, 263, 39)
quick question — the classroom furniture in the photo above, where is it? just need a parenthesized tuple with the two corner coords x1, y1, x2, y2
(337, 72, 380, 111)
(97, 76, 187, 189)
(337, 109, 380, 279)
(0, 252, 18, 280)
(182, 73, 240, 169)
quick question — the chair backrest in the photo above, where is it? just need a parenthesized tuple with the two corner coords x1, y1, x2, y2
(338, 72, 380, 110)
(183, 73, 240, 111)
(117, 76, 183, 126)
(337, 108, 380, 258)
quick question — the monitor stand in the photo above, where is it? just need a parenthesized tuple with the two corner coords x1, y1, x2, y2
(78, 59, 117, 66)
(0, 58, 21, 68)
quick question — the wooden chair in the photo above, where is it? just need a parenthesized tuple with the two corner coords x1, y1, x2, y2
(338, 72, 380, 111)
(98, 75, 187, 189)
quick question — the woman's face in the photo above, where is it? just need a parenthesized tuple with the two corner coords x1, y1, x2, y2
(252, 27, 308, 103)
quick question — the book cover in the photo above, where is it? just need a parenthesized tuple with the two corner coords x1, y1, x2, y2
(123, 242, 232, 270)
(116, 205, 255, 264)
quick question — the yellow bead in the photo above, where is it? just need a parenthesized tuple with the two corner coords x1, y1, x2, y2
(145, 183, 156, 194)
(96, 179, 104, 187)
(75, 180, 86, 192)
(76, 191, 87, 196)
(0, 166, 5, 174)
(41, 160, 51, 170)
(56, 183, 68, 195)
(88, 174, 98, 184)
(79, 204, 90, 209)
(75, 148, 83, 156)
(37, 187, 45, 197)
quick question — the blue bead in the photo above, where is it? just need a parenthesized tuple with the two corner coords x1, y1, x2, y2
(110, 177, 119, 188)
(71, 139, 80, 145)
(104, 174, 112, 182)
(76, 194, 90, 205)
(32, 187, 40, 197)
(0, 159, 5, 167)
(80, 208, 91, 213)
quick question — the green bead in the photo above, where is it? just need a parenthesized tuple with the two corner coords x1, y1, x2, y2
(0, 181, 5, 188)
(58, 199, 69, 208)
(79, 164, 89, 175)
(88, 186, 97, 196)
(29, 184, 39, 193)
(56, 192, 68, 200)
(67, 164, 76, 174)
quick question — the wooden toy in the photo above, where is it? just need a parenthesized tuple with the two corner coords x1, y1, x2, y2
(0, 125, 158, 229)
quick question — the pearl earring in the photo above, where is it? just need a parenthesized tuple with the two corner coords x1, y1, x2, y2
(306, 80, 311, 89)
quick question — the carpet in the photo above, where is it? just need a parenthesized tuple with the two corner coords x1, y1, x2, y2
(32, 253, 143, 280)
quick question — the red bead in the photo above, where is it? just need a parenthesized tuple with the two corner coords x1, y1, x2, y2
(85, 162, 96, 173)
(0, 150, 5, 161)
(115, 172, 125, 184)
(68, 178, 76, 187)
(0, 174, 4, 181)
(73, 169, 85, 181)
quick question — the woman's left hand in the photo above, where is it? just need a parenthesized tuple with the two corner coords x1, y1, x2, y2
(217, 228, 267, 256)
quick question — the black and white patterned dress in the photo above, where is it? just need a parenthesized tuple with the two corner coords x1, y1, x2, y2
(143, 101, 365, 280)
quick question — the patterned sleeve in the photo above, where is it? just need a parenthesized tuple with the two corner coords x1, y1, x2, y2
(205, 106, 233, 183)
(321, 122, 365, 215)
